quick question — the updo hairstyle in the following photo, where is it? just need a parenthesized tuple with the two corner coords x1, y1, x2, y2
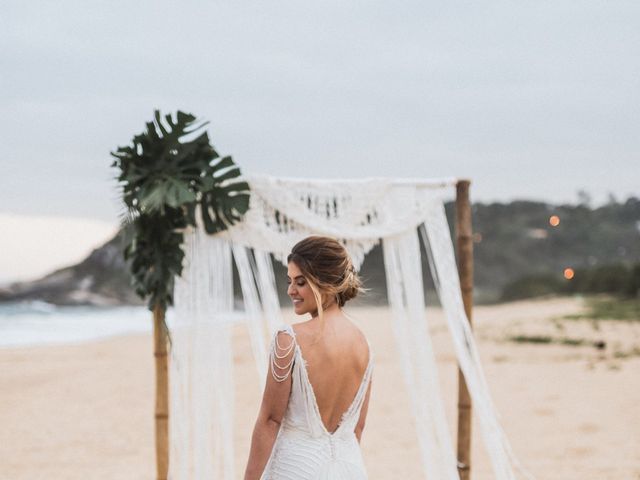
(287, 235, 364, 319)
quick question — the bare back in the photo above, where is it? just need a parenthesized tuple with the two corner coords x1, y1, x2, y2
(292, 314, 371, 434)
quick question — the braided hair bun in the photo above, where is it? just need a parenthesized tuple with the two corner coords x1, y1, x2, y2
(287, 236, 364, 307)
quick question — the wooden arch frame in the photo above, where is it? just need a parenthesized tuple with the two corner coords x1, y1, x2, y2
(151, 178, 475, 480)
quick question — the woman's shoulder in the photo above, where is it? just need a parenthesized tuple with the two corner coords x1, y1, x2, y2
(337, 313, 369, 343)
(274, 323, 296, 336)
(337, 316, 371, 366)
(270, 321, 315, 348)
(287, 317, 324, 339)
(270, 325, 298, 355)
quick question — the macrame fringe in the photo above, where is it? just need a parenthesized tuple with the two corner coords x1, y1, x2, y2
(167, 174, 535, 480)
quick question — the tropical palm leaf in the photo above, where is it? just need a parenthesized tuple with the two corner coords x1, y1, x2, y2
(112, 111, 208, 213)
(112, 109, 250, 309)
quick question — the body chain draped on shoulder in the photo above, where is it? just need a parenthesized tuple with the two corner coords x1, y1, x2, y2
(262, 324, 374, 480)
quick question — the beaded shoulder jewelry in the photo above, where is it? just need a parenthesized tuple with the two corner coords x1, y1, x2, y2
(269, 328, 296, 382)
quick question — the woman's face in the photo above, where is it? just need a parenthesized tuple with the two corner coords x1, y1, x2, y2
(287, 261, 317, 316)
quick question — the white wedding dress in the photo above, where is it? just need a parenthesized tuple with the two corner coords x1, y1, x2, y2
(261, 324, 375, 480)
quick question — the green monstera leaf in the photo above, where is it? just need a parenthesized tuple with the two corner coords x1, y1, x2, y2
(112, 110, 250, 309)
(123, 207, 187, 310)
(186, 155, 250, 234)
(111, 110, 250, 224)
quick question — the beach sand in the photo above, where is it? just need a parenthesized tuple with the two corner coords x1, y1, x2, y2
(1, 297, 639, 479)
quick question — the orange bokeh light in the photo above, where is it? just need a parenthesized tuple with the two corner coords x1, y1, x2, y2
(549, 215, 560, 226)
(563, 268, 574, 280)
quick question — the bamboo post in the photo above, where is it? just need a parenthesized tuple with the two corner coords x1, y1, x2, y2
(455, 179, 474, 480)
(153, 304, 169, 480)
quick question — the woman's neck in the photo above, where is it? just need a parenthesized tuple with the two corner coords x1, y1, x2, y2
(310, 301, 340, 320)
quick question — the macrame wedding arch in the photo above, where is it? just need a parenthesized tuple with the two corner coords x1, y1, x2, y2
(166, 174, 534, 480)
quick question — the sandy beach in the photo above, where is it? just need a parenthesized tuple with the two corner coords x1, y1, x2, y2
(1, 297, 639, 480)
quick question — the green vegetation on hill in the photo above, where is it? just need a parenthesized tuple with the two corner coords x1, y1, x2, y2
(2, 196, 638, 306)
(501, 263, 640, 301)
(563, 296, 640, 322)
(469, 197, 640, 302)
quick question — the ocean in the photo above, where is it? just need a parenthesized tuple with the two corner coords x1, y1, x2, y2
(0, 302, 151, 348)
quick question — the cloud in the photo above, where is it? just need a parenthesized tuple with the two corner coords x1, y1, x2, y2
(1, 1, 638, 221)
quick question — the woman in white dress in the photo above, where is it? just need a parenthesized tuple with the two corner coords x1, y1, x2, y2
(244, 235, 374, 480)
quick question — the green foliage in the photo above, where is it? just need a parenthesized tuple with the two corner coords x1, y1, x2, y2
(500, 273, 564, 301)
(508, 334, 553, 344)
(500, 263, 640, 302)
(122, 208, 187, 309)
(563, 296, 640, 322)
(471, 197, 640, 301)
(507, 334, 588, 346)
(563, 264, 639, 296)
(112, 110, 250, 309)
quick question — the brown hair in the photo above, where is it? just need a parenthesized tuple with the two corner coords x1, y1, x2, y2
(287, 235, 364, 322)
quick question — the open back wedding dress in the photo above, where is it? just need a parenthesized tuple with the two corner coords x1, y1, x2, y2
(261, 324, 375, 480)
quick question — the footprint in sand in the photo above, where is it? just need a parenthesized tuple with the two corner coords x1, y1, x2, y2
(533, 407, 554, 416)
(577, 422, 600, 434)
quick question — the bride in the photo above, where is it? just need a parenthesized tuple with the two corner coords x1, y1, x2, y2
(244, 235, 374, 480)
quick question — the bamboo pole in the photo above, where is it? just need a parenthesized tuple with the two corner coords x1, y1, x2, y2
(153, 304, 169, 480)
(455, 179, 474, 480)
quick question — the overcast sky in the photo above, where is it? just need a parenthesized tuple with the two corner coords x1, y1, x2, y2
(1, 1, 639, 280)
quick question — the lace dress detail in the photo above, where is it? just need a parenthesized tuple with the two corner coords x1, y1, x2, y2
(262, 325, 374, 480)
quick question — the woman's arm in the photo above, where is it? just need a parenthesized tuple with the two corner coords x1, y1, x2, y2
(244, 331, 295, 480)
(354, 379, 372, 443)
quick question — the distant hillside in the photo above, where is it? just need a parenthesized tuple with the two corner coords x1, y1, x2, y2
(468, 197, 640, 301)
(1, 196, 638, 306)
(0, 234, 142, 307)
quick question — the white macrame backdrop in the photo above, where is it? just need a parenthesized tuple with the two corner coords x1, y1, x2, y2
(382, 229, 460, 480)
(170, 227, 236, 479)
(167, 175, 534, 480)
